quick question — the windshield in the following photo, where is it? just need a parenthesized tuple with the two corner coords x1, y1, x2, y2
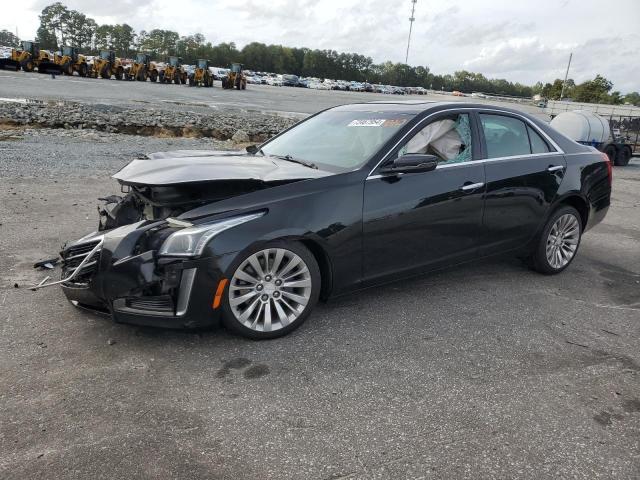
(100, 51, 110, 60)
(261, 110, 415, 172)
(198, 60, 207, 68)
(169, 57, 178, 66)
(136, 53, 146, 63)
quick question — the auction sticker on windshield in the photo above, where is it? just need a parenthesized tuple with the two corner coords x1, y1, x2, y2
(348, 119, 386, 127)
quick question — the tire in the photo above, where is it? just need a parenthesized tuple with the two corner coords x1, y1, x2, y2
(614, 146, 632, 167)
(603, 144, 617, 164)
(527, 205, 582, 275)
(222, 241, 321, 339)
(79, 63, 87, 77)
(21, 59, 34, 72)
(62, 61, 72, 75)
(115, 68, 123, 80)
(149, 70, 157, 82)
(100, 64, 111, 79)
(136, 68, 146, 81)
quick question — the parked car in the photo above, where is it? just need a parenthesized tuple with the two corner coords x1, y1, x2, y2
(282, 74, 299, 87)
(266, 75, 283, 86)
(349, 82, 364, 92)
(49, 102, 611, 339)
(210, 67, 229, 80)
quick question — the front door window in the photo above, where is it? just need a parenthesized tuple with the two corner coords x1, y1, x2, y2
(398, 113, 472, 164)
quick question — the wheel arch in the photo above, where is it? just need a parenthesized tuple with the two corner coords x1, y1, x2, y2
(553, 193, 589, 229)
(298, 237, 333, 301)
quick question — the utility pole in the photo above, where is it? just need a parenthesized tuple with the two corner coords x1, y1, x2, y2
(405, 0, 417, 64)
(560, 52, 572, 100)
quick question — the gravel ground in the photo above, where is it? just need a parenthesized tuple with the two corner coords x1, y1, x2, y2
(0, 100, 296, 141)
(0, 127, 237, 178)
(1, 129, 639, 479)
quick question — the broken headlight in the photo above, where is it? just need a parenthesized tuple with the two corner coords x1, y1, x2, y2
(158, 212, 265, 257)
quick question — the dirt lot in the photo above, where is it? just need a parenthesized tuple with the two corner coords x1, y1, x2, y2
(1, 128, 639, 479)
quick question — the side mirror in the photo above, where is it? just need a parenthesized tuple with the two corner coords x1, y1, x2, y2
(246, 144, 259, 154)
(379, 154, 439, 174)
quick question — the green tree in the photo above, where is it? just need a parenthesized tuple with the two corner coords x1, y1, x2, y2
(0, 30, 20, 47)
(624, 92, 640, 106)
(38, 2, 71, 49)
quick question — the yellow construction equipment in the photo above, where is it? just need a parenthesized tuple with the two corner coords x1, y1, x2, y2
(0, 41, 60, 74)
(188, 59, 214, 87)
(221, 63, 247, 90)
(90, 50, 125, 80)
(159, 56, 187, 84)
(55, 46, 89, 77)
(126, 53, 159, 82)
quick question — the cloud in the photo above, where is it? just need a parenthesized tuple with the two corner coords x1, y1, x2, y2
(462, 34, 640, 92)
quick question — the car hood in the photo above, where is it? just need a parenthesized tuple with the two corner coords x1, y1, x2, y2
(112, 150, 332, 186)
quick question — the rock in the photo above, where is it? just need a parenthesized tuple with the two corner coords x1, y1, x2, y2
(231, 129, 250, 143)
(107, 338, 116, 346)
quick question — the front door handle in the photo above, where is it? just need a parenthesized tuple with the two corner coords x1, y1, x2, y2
(547, 165, 565, 172)
(460, 182, 485, 192)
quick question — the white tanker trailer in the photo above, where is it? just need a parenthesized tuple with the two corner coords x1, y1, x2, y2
(550, 110, 633, 166)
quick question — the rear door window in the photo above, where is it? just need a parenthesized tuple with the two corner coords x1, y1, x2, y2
(480, 114, 531, 159)
(527, 125, 551, 153)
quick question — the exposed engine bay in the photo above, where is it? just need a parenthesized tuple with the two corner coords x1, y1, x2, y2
(97, 149, 331, 230)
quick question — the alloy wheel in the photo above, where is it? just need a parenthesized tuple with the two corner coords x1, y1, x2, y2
(545, 213, 580, 269)
(229, 248, 312, 332)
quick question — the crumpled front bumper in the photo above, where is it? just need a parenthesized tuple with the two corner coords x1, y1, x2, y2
(59, 221, 232, 329)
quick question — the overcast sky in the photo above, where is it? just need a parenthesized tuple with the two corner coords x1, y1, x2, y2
(3, 0, 639, 92)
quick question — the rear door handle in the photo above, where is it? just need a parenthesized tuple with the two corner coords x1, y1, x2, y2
(547, 165, 565, 172)
(460, 182, 485, 192)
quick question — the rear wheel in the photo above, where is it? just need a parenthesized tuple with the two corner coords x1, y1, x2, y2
(78, 63, 87, 77)
(527, 205, 582, 275)
(614, 145, 632, 166)
(114, 68, 123, 80)
(149, 70, 158, 82)
(223, 242, 321, 339)
(62, 62, 73, 75)
(603, 144, 617, 164)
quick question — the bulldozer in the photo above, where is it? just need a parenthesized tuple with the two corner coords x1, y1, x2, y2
(221, 62, 247, 90)
(188, 59, 214, 87)
(90, 50, 125, 80)
(0, 41, 61, 74)
(55, 46, 89, 77)
(126, 53, 159, 82)
(159, 56, 187, 84)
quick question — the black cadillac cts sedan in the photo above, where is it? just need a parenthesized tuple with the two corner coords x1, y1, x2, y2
(47, 101, 611, 339)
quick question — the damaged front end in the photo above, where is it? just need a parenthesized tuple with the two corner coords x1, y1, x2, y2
(56, 220, 225, 328)
(37, 149, 329, 329)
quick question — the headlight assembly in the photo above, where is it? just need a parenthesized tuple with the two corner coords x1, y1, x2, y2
(159, 212, 265, 257)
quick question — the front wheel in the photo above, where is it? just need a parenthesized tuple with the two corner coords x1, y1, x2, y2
(222, 242, 321, 339)
(527, 206, 582, 274)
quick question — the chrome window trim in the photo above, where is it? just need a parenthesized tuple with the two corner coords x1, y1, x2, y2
(366, 107, 565, 179)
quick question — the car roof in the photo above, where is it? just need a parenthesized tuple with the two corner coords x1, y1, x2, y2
(331, 101, 532, 117)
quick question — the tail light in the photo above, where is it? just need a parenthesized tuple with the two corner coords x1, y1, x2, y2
(602, 152, 612, 186)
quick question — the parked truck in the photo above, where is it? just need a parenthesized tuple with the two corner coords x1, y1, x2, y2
(550, 110, 633, 166)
